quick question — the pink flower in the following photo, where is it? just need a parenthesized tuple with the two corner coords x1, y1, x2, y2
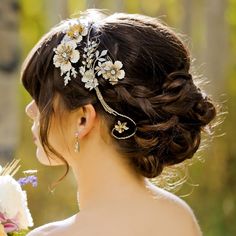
(0, 212, 18, 233)
(3, 222, 18, 233)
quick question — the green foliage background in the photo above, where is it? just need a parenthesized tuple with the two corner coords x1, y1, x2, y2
(15, 0, 236, 235)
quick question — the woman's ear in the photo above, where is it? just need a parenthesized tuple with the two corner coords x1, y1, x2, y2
(76, 104, 96, 139)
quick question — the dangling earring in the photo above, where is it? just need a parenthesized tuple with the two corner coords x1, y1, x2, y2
(74, 131, 80, 152)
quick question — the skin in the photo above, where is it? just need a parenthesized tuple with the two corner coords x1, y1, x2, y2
(25, 99, 202, 236)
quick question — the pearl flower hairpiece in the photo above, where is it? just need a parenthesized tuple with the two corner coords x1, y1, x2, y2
(53, 18, 137, 139)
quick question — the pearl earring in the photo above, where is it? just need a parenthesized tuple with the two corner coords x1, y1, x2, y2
(74, 131, 80, 152)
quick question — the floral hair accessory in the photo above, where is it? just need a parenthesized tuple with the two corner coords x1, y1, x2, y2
(53, 18, 137, 139)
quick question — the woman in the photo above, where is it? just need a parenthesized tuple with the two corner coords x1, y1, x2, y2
(22, 9, 216, 236)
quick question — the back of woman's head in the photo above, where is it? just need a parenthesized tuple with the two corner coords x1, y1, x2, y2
(21, 9, 216, 179)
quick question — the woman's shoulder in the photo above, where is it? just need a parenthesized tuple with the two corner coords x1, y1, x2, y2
(26, 223, 57, 236)
(27, 184, 202, 236)
(145, 182, 202, 235)
(27, 223, 56, 236)
(26, 215, 76, 236)
(150, 183, 194, 210)
(26, 221, 64, 236)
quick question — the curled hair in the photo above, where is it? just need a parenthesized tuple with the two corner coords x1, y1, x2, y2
(21, 9, 216, 179)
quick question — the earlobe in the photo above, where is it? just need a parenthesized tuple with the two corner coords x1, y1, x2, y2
(76, 104, 96, 139)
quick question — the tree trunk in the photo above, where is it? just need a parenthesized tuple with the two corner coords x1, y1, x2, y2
(114, 0, 125, 12)
(86, 0, 103, 8)
(181, 0, 193, 36)
(0, 0, 20, 164)
(45, 0, 68, 28)
(204, 0, 228, 97)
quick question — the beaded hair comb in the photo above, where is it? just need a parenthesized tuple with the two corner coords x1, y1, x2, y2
(53, 18, 137, 139)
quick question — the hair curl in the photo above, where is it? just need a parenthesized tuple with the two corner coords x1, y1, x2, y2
(21, 10, 216, 179)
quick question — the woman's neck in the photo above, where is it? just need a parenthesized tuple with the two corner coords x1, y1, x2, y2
(71, 134, 148, 212)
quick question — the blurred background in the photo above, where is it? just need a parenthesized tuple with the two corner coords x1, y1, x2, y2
(0, 0, 235, 235)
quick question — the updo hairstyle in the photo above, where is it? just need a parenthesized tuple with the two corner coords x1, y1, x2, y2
(21, 10, 216, 178)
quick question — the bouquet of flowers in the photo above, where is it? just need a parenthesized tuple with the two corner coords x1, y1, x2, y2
(0, 160, 37, 236)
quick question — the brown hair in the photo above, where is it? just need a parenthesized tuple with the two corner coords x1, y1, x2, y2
(21, 9, 216, 179)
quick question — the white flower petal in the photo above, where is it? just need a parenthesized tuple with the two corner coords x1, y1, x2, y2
(53, 55, 61, 68)
(117, 70, 125, 79)
(114, 61, 123, 69)
(71, 50, 80, 63)
(82, 27, 88, 36)
(102, 74, 109, 80)
(61, 62, 72, 73)
(55, 44, 63, 52)
(82, 76, 89, 83)
(75, 35, 83, 43)
(66, 40, 77, 49)
(104, 61, 113, 70)
(0, 176, 33, 229)
(110, 78, 118, 85)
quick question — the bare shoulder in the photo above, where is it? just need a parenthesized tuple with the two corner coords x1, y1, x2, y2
(146, 181, 203, 236)
(26, 222, 58, 236)
(26, 215, 76, 236)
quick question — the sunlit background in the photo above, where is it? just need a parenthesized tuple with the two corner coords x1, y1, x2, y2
(0, 0, 235, 235)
